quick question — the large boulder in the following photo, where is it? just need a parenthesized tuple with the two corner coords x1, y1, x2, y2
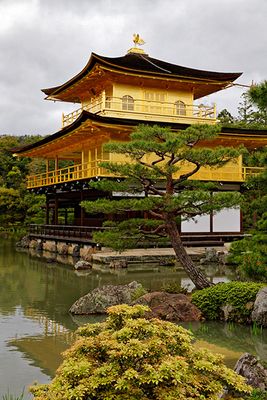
(69, 281, 142, 314)
(234, 353, 267, 390)
(132, 291, 202, 322)
(251, 286, 267, 326)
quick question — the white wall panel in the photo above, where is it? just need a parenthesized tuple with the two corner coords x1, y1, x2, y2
(213, 207, 240, 232)
(181, 214, 210, 233)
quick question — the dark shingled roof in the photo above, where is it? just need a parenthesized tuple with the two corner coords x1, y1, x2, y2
(42, 52, 242, 96)
(13, 111, 267, 155)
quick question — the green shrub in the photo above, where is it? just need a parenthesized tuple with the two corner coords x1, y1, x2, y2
(191, 281, 264, 321)
(130, 285, 148, 301)
(30, 304, 251, 400)
(228, 213, 267, 281)
(161, 281, 189, 294)
(247, 388, 267, 400)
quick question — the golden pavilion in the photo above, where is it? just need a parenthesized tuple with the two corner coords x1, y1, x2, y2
(14, 36, 267, 243)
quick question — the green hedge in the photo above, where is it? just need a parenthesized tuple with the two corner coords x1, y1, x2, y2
(191, 281, 264, 321)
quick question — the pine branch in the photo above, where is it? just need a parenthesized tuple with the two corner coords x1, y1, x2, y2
(139, 223, 166, 236)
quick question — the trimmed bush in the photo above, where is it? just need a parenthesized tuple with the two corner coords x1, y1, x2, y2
(191, 281, 264, 322)
(30, 304, 251, 400)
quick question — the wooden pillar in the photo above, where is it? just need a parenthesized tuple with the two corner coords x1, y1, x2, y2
(64, 209, 68, 225)
(81, 150, 85, 178)
(54, 195, 58, 225)
(46, 198, 49, 225)
(55, 156, 59, 183)
(210, 192, 213, 233)
(210, 211, 213, 233)
(80, 191, 84, 226)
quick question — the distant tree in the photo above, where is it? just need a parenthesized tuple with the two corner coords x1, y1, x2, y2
(237, 93, 255, 124)
(82, 124, 241, 289)
(0, 187, 26, 226)
(248, 80, 267, 112)
(6, 166, 24, 189)
(0, 135, 46, 228)
(218, 108, 235, 124)
(246, 81, 267, 125)
(0, 134, 42, 182)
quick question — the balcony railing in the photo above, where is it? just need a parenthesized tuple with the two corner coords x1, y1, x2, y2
(62, 96, 217, 128)
(26, 161, 264, 189)
(27, 161, 113, 188)
(242, 166, 264, 180)
(29, 224, 106, 240)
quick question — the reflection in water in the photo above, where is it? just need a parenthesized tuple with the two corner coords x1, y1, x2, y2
(0, 239, 266, 398)
(183, 321, 267, 368)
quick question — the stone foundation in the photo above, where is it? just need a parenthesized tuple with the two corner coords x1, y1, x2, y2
(19, 236, 98, 261)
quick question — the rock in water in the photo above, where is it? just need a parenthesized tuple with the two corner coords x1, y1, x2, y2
(74, 260, 92, 270)
(252, 286, 267, 327)
(132, 291, 202, 322)
(234, 353, 267, 390)
(109, 260, 128, 268)
(69, 281, 142, 314)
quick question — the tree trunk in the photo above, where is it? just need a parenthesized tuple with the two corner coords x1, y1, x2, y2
(165, 217, 213, 289)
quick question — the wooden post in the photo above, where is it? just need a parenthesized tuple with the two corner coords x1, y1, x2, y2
(210, 192, 213, 233)
(54, 196, 58, 225)
(81, 150, 84, 178)
(64, 208, 68, 225)
(80, 191, 84, 226)
(46, 199, 49, 225)
(46, 159, 49, 185)
(55, 156, 59, 183)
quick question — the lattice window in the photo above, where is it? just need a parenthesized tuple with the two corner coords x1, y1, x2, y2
(122, 95, 134, 111)
(174, 100, 186, 115)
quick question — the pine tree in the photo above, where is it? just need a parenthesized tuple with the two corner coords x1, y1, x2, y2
(217, 108, 235, 124)
(247, 81, 267, 125)
(82, 124, 242, 289)
(237, 92, 255, 124)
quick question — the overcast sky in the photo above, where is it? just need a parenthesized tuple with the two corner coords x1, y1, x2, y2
(1, 0, 266, 136)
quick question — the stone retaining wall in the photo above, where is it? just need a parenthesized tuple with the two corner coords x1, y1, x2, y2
(23, 237, 97, 261)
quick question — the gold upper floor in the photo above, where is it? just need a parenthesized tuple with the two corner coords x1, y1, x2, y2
(62, 90, 216, 128)
(60, 77, 218, 128)
(26, 147, 263, 189)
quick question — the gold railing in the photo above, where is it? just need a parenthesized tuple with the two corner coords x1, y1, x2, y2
(242, 166, 264, 180)
(62, 96, 217, 127)
(27, 161, 112, 189)
(27, 162, 264, 189)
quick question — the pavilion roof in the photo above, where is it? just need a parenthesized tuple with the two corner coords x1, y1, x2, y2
(42, 52, 242, 99)
(13, 112, 267, 158)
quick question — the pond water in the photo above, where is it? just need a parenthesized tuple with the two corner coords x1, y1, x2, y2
(1, 239, 267, 398)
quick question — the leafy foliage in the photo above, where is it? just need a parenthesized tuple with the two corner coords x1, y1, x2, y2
(228, 214, 267, 281)
(30, 304, 251, 400)
(248, 81, 267, 114)
(191, 282, 264, 322)
(229, 156, 267, 279)
(218, 84, 267, 128)
(217, 109, 235, 124)
(246, 388, 267, 400)
(161, 281, 189, 294)
(0, 135, 45, 229)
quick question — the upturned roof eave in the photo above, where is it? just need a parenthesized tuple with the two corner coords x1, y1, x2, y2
(42, 52, 242, 98)
(12, 112, 267, 156)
